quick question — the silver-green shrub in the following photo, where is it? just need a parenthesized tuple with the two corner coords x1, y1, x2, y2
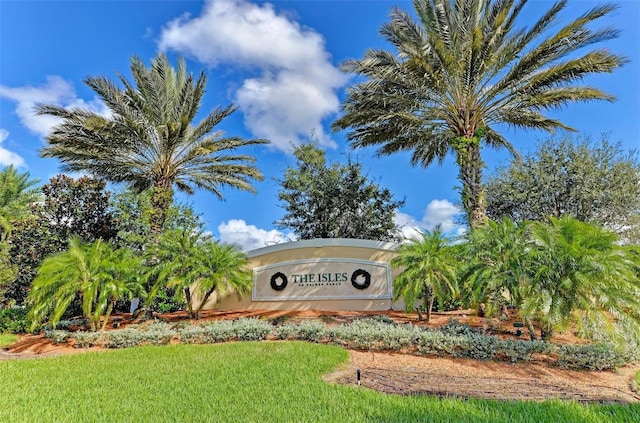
(44, 329, 70, 344)
(274, 321, 326, 342)
(231, 318, 272, 341)
(72, 331, 101, 348)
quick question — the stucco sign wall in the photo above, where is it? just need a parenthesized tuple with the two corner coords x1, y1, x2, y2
(252, 258, 392, 301)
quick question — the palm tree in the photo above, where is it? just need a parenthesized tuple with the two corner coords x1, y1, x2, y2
(155, 229, 251, 319)
(332, 0, 626, 228)
(391, 228, 458, 322)
(27, 237, 142, 331)
(463, 218, 534, 335)
(0, 165, 41, 240)
(37, 53, 268, 240)
(523, 216, 640, 343)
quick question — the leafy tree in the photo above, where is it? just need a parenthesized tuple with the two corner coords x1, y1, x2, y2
(0, 165, 41, 240)
(332, 0, 626, 228)
(40, 175, 117, 243)
(391, 228, 458, 322)
(37, 53, 267, 241)
(276, 143, 404, 241)
(6, 175, 118, 305)
(486, 135, 640, 243)
(110, 187, 203, 253)
(110, 189, 204, 315)
(0, 242, 17, 307)
(27, 237, 142, 332)
(155, 229, 251, 319)
(523, 217, 640, 343)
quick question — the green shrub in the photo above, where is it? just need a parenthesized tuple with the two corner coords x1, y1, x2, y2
(176, 325, 209, 344)
(274, 321, 326, 342)
(200, 320, 235, 343)
(102, 323, 176, 349)
(44, 329, 70, 344)
(45, 318, 88, 331)
(0, 308, 29, 333)
(231, 318, 272, 341)
(498, 339, 551, 363)
(327, 319, 418, 351)
(416, 331, 466, 356)
(437, 319, 478, 337)
(72, 331, 101, 348)
(556, 343, 624, 370)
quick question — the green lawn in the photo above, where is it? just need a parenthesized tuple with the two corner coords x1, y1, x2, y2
(0, 342, 637, 423)
(0, 333, 18, 348)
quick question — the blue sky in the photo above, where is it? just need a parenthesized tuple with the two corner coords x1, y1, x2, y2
(1, 0, 639, 250)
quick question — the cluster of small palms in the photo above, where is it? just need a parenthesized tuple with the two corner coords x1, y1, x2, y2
(26, 230, 252, 332)
(393, 217, 640, 345)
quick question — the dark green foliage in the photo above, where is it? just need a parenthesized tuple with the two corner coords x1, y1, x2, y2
(276, 142, 404, 241)
(110, 188, 204, 253)
(40, 175, 117, 243)
(0, 307, 29, 333)
(486, 135, 640, 242)
(151, 288, 185, 314)
(5, 214, 67, 305)
(6, 175, 117, 305)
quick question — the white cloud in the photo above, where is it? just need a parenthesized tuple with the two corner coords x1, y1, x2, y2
(421, 199, 463, 233)
(159, 0, 346, 151)
(218, 218, 293, 251)
(0, 76, 108, 138)
(0, 129, 26, 167)
(395, 199, 466, 240)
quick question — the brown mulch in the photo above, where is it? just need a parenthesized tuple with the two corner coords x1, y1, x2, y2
(2, 309, 640, 404)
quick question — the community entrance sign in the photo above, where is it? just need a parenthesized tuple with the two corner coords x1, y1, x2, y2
(253, 258, 392, 301)
(203, 238, 400, 311)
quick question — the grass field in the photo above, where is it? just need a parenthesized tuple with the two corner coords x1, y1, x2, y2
(0, 333, 18, 348)
(1, 342, 638, 423)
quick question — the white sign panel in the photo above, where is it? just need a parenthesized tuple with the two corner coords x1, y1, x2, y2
(252, 258, 392, 301)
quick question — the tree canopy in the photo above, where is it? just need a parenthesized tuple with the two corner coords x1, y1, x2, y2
(275, 143, 404, 241)
(485, 135, 640, 243)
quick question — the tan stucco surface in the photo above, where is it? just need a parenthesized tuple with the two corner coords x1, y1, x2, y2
(202, 238, 403, 311)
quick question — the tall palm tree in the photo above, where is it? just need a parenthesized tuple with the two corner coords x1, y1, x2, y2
(391, 228, 458, 322)
(37, 53, 268, 240)
(0, 165, 41, 240)
(333, 0, 626, 228)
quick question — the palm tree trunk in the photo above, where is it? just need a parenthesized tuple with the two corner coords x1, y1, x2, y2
(184, 287, 196, 319)
(453, 137, 486, 229)
(426, 293, 435, 323)
(138, 180, 174, 320)
(524, 317, 537, 341)
(194, 287, 217, 320)
(149, 181, 174, 244)
(101, 301, 115, 332)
